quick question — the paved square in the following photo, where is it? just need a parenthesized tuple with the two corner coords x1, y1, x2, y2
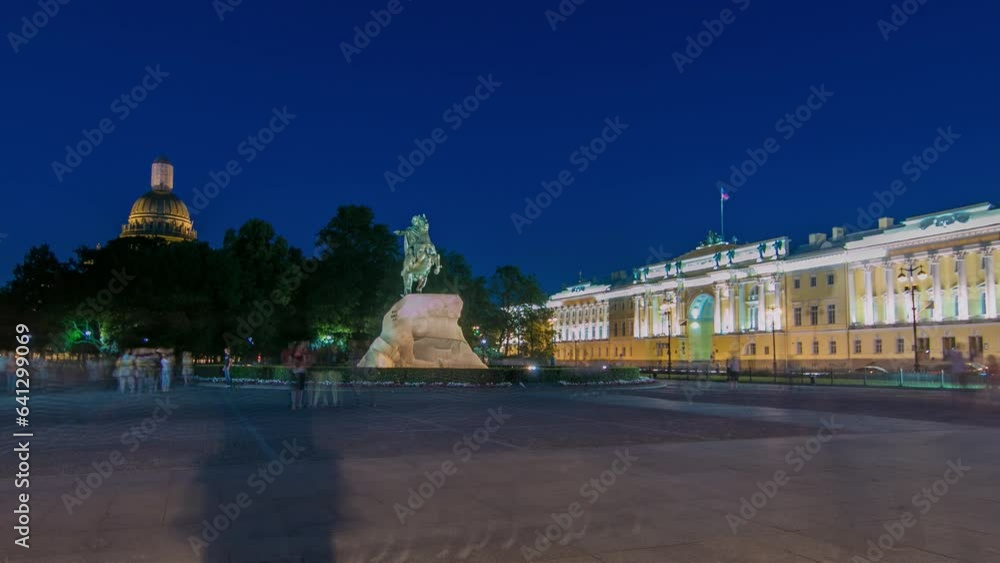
(2, 382, 998, 562)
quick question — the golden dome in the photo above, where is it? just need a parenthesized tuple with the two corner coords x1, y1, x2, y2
(120, 156, 197, 242)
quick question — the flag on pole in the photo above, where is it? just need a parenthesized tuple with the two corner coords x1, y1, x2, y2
(720, 185, 730, 201)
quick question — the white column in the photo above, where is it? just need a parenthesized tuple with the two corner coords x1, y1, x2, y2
(956, 250, 969, 320)
(651, 295, 661, 336)
(713, 284, 722, 334)
(773, 277, 783, 330)
(633, 296, 640, 337)
(847, 268, 857, 325)
(738, 283, 746, 331)
(930, 255, 943, 322)
(863, 265, 875, 326)
(603, 303, 610, 339)
(884, 261, 896, 324)
(725, 285, 735, 333)
(645, 297, 654, 338)
(757, 280, 766, 331)
(985, 248, 997, 319)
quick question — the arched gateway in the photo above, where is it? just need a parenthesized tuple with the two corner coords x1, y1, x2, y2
(687, 292, 715, 362)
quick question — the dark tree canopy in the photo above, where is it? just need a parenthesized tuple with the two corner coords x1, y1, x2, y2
(0, 207, 552, 362)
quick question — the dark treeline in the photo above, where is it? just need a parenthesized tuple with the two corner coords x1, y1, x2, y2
(0, 205, 554, 362)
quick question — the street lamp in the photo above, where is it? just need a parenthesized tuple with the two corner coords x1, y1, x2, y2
(767, 304, 777, 375)
(897, 263, 928, 372)
(660, 303, 672, 374)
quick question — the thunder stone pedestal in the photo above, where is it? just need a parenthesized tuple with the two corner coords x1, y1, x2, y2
(357, 294, 487, 369)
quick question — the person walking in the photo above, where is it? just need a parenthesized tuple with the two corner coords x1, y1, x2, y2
(159, 351, 172, 393)
(222, 347, 234, 391)
(121, 350, 137, 395)
(728, 355, 741, 390)
(182, 351, 193, 387)
(290, 341, 310, 410)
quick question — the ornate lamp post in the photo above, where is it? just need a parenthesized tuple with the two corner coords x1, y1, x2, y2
(767, 304, 778, 374)
(660, 303, 673, 374)
(897, 263, 928, 372)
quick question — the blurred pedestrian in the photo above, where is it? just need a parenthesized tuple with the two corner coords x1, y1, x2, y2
(182, 351, 194, 386)
(222, 347, 234, 391)
(159, 351, 172, 393)
(290, 341, 309, 410)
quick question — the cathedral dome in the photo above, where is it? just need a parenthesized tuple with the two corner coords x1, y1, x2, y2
(120, 156, 197, 242)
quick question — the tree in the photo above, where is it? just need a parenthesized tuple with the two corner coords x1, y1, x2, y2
(298, 205, 401, 350)
(2, 245, 75, 350)
(221, 219, 304, 355)
(488, 265, 551, 358)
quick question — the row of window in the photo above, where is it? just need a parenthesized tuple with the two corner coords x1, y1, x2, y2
(780, 336, 983, 356)
(793, 304, 837, 326)
(792, 273, 836, 289)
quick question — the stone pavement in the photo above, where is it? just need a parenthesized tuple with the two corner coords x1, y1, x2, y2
(1, 385, 997, 562)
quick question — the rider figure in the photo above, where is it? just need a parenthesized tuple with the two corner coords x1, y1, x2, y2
(394, 214, 441, 294)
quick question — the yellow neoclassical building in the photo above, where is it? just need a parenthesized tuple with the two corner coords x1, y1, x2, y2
(548, 202, 999, 372)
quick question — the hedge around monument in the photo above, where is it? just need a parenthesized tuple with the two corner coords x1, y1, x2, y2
(193, 364, 642, 385)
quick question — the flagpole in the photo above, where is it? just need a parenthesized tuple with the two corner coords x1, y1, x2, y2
(719, 184, 725, 242)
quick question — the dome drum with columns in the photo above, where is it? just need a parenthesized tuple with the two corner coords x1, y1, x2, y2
(120, 156, 197, 242)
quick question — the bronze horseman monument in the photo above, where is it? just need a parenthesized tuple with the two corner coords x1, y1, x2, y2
(357, 214, 487, 369)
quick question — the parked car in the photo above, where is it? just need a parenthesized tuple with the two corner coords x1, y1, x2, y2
(966, 362, 988, 377)
(851, 365, 888, 375)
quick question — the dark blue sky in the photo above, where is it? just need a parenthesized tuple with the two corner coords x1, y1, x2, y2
(3, 0, 997, 292)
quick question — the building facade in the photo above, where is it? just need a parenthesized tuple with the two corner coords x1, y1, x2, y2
(548, 203, 999, 371)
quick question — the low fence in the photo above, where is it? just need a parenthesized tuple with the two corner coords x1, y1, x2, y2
(644, 368, 990, 390)
(194, 364, 645, 386)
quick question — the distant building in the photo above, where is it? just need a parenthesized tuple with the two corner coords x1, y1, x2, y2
(548, 202, 999, 371)
(120, 156, 197, 242)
